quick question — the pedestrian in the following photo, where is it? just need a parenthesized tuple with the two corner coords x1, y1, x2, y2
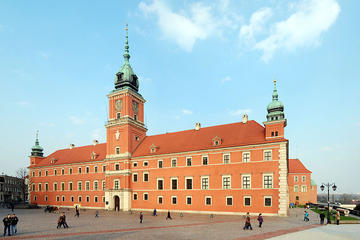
(95, 210, 99, 218)
(336, 211, 340, 225)
(10, 203, 14, 212)
(61, 213, 69, 228)
(3, 214, 11, 236)
(75, 205, 80, 218)
(56, 215, 63, 229)
(319, 212, 325, 224)
(166, 210, 172, 220)
(140, 212, 143, 223)
(304, 211, 309, 222)
(257, 213, 263, 228)
(243, 215, 253, 230)
(152, 209, 157, 216)
(11, 214, 18, 235)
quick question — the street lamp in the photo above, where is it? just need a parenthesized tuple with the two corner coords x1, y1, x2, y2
(320, 183, 337, 224)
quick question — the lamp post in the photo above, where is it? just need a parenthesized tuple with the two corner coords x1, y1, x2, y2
(320, 183, 337, 224)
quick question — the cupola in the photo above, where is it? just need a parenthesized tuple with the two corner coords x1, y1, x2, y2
(31, 131, 44, 157)
(266, 79, 285, 122)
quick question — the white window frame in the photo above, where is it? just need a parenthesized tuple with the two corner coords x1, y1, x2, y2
(53, 182, 58, 191)
(78, 196, 82, 202)
(170, 177, 178, 190)
(263, 173, 273, 189)
(143, 161, 149, 167)
(301, 185, 307, 192)
(61, 182, 65, 191)
(264, 196, 272, 207)
(71, 195, 74, 202)
(158, 159, 163, 168)
(45, 195, 48, 202)
(45, 182, 49, 191)
(205, 196, 212, 206)
(94, 196, 98, 203)
(68, 182, 73, 191)
(56, 195, 59, 202)
(264, 150, 272, 161)
(86, 195, 90, 202)
(86, 166, 90, 173)
(158, 196, 163, 204)
(302, 176, 306, 182)
(186, 196, 192, 205)
(93, 181, 98, 191)
(62, 195, 65, 202)
(133, 192, 138, 200)
(143, 192, 149, 201)
(243, 196, 251, 206)
(186, 157, 192, 166)
(294, 176, 298, 182)
(114, 180, 120, 190)
(171, 158, 177, 167)
(157, 178, 164, 190)
(222, 175, 231, 189)
(85, 181, 90, 191)
(294, 185, 299, 192)
(133, 162, 138, 167)
(61, 168, 65, 175)
(242, 152, 250, 162)
(201, 176, 209, 190)
(202, 155, 209, 165)
(171, 196, 177, 205)
(242, 174, 251, 189)
(226, 196, 233, 206)
(115, 146, 120, 155)
(143, 172, 149, 182)
(223, 153, 230, 164)
(69, 168, 72, 175)
(115, 163, 120, 171)
(133, 173, 138, 182)
(185, 177, 193, 190)
(102, 180, 106, 190)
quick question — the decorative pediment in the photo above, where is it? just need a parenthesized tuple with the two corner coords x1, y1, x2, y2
(149, 144, 159, 153)
(212, 136, 222, 146)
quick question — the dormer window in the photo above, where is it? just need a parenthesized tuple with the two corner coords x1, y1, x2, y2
(149, 144, 159, 153)
(212, 136, 222, 146)
(135, 136, 140, 141)
(91, 151, 97, 160)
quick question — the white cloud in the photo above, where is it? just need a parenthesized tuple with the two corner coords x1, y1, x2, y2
(182, 109, 193, 115)
(221, 76, 231, 83)
(139, 0, 239, 51)
(69, 116, 85, 125)
(229, 108, 251, 116)
(240, 7, 272, 43)
(253, 0, 340, 62)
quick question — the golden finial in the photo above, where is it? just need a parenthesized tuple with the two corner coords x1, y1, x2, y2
(125, 24, 128, 31)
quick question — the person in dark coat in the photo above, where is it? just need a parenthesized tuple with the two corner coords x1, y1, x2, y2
(75, 206, 80, 218)
(11, 214, 18, 235)
(166, 210, 172, 220)
(3, 214, 11, 236)
(57, 214, 63, 229)
(61, 213, 69, 228)
(319, 212, 325, 224)
(257, 213, 263, 228)
(140, 212, 143, 223)
(243, 215, 253, 230)
(152, 209, 157, 216)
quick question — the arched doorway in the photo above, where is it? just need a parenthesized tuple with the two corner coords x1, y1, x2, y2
(114, 195, 120, 211)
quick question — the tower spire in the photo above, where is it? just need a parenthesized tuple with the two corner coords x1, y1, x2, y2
(124, 24, 130, 63)
(272, 78, 278, 101)
(31, 130, 44, 157)
(266, 78, 284, 122)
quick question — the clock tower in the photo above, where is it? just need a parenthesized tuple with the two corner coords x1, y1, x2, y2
(105, 25, 147, 159)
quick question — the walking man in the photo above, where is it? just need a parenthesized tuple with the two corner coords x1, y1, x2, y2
(336, 211, 340, 225)
(61, 213, 69, 228)
(75, 205, 80, 218)
(304, 211, 309, 222)
(11, 214, 18, 235)
(243, 215, 253, 230)
(140, 212, 143, 223)
(319, 212, 325, 224)
(166, 210, 172, 220)
(257, 213, 263, 228)
(3, 214, 11, 236)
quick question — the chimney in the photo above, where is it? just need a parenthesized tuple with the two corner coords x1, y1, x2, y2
(93, 140, 99, 146)
(242, 114, 248, 124)
(195, 122, 201, 131)
(69, 144, 75, 149)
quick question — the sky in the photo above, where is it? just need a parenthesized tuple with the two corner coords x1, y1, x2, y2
(0, 0, 359, 193)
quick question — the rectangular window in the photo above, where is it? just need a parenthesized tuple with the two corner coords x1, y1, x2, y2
(61, 169, 65, 175)
(186, 157, 192, 166)
(71, 196, 74, 202)
(201, 176, 209, 190)
(205, 196, 212, 206)
(102, 165, 106, 172)
(186, 196, 192, 205)
(85, 181, 90, 191)
(61, 182, 65, 191)
(265, 196, 272, 206)
(144, 193, 148, 201)
(264, 150, 272, 161)
(69, 168, 72, 174)
(222, 176, 231, 189)
(171, 178, 178, 190)
(115, 164, 120, 171)
(301, 185, 307, 192)
(133, 193, 138, 200)
(158, 196, 163, 204)
(56, 196, 59, 201)
(115, 147, 120, 155)
(45, 170, 48, 176)
(94, 181, 98, 190)
(94, 166, 98, 173)
(54, 183, 57, 191)
(202, 156, 208, 165)
(263, 175, 273, 189)
(226, 197, 233, 206)
(102, 180, 106, 190)
(78, 167, 82, 174)
(54, 169, 57, 176)
(244, 196, 251, 206)
(38, 183, 42, 191)
(186, 178, 193, 190)
(171, 158, 177, 167)
(45, 183, 49, 191)
(223, 154, 230, 164)
(133, 173, 138, 182)
(69, 182, 73, 191)
(94, 196, 98, 203)
(302, 176, 306, 182)
(294, 185, 299, 192)
(86, 196, 90, 202)
(38, 171, 41, 177)
(78, 181, 82, 191)
(157, 179, 164, 190)
(158, 160, 163, 168)
(114, 180, 119, 190)
(294, 176, 298, 182)
(172, 196, 177, 204)
(242, 175, 251, 189)
(143, 173, 149, 182)
(78, 196, 82, 202)
(242, 152, 250, 162)
(86, 166, 90, 173)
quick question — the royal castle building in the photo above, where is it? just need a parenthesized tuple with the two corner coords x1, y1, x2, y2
(28, 28, 316, 216)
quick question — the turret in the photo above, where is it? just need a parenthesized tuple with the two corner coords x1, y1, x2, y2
(30, 131, 44, 165)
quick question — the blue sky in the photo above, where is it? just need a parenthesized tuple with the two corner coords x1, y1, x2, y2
(0, 0, 359, 193)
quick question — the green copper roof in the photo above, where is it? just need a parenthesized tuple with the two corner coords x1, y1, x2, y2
(31, 131, 44, 157)
(311, 179, 317, 186)
(266, 79, 285, 121)
(114, 24, 139, 92)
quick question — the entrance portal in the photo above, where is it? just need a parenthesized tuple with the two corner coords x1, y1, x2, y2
(114, 195, 120, 211)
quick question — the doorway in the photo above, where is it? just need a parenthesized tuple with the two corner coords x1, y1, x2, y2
(114, 195, 120, 211)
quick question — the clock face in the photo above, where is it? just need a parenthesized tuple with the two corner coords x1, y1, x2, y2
(115, 99, 122, 111)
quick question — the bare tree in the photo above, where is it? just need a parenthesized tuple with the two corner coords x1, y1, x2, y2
(16, 168, 28, 203)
